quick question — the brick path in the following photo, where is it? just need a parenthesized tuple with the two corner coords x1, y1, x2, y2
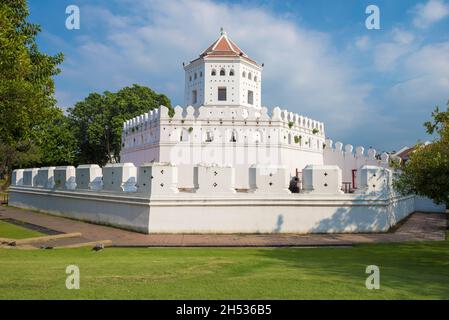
(0, 205, 446, 247)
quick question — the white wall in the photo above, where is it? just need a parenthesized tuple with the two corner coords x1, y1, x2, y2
(120, 105, 326, 188)
(414, 196, 446, 213)
(323, 139, 390, 188)
(10, 163, 420, 234)
(9, 187, 416, 234)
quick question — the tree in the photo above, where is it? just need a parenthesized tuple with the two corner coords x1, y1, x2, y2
(0, 0, 64, 185)
(394, 102, 449, 206)
(36, 107, 77, 166)
(68, 84, 172, 166)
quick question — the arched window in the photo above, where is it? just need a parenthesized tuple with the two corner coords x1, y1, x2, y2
(220, 68, 226, 76)
(230, 130, 237, 142)
(254, 76, 257, 82)
(189, 75, 192, 81)
(194, 72, 197, 80)
(248, 72, 252, 80)
(181, 128, 190, 142)
(229, 69, 235, 76)
(211, 69, 216, 76)
(205, 131, 214, 142)
(242, 71, 246, 78)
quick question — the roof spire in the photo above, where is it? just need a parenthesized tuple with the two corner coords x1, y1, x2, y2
(220, 27, 226, 36)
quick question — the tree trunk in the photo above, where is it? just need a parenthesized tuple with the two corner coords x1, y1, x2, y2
(1, 172, 10, 190)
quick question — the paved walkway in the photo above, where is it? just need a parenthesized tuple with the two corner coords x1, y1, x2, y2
(0, 205, 446, 247)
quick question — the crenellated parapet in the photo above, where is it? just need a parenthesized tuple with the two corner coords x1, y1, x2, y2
(120, 105, 326, 154)
(10, 162, 422, 234)
(12, 161, 397, 198)
(302, 165, 344, 195)
(323, 138, 391, 188)
(324, 138, 390, 166)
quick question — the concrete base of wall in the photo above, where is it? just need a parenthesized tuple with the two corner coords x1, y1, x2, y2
(9, 186, 419, 234)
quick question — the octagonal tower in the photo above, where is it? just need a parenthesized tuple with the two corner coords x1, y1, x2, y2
(184, 28, 262, 109)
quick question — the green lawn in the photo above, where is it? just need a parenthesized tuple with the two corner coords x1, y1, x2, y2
(0, 219, 44, 239)
(0, 241, 448, 299)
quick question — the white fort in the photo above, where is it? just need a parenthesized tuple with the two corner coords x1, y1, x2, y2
(9, 30, 445, 234)
(120, 30, 326, 189)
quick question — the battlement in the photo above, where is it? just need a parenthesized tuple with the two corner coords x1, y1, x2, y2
(12, 162, 394, 197)
(10, 162, 418, 234)
(122, 105, 324, 135)
(121, 105, 325, 154)
(323, 138, 390, 189)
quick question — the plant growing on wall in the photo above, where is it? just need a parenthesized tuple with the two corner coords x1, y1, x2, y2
(288, 121, 294, 128)
(312, 128, 319, 135)
(188, 127, 194, 133)
(294, 135, 302, 144)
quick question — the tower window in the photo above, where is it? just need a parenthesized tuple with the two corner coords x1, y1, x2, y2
(200, 71, 203, 77)
(205, 131, 214, 142)
(254, 76, 257, 82)
(218, 87, 227, 101)
(194, 72, 197, 80)
(248, 72, 252, 80)
(230, 130, 237, 142)
(247, 90, 254, 105)
(242, 71, 246, 78)
(220, 68, 226, 76)
(229, 69, 235, 76)
(192, 90, 197, 104)
(211, 69, 216, 76)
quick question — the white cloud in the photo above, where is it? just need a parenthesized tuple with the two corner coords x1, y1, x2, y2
(392, 28, 415, 45)
(372, 28, 416, 71)
(355, 35, 371, 50)
(412, 0, 449, 28)
(388, 41, 449, 107)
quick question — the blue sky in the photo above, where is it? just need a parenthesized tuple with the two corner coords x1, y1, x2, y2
(29, 0, 449, 152)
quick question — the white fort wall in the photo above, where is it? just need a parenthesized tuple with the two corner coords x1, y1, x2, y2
(119, 106, 393, 191)
(9, 163, 439, 234)
(323, 139, 391, 189)
(120, 105, 325, 188)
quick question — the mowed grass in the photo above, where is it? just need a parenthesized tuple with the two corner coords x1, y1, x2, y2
(0, 241, 449, 299)
(0, 220, 43, 239)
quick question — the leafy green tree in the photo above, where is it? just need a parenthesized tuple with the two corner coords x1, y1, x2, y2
(0, 0, 64, 185)
(68, 84, 172, 165)
(394, 102, 449, 206)
(36, 107, 77, 166)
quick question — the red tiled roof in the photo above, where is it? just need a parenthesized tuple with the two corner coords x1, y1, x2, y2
(396, 146, 416, 159)
(194, 31, 259, 65)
